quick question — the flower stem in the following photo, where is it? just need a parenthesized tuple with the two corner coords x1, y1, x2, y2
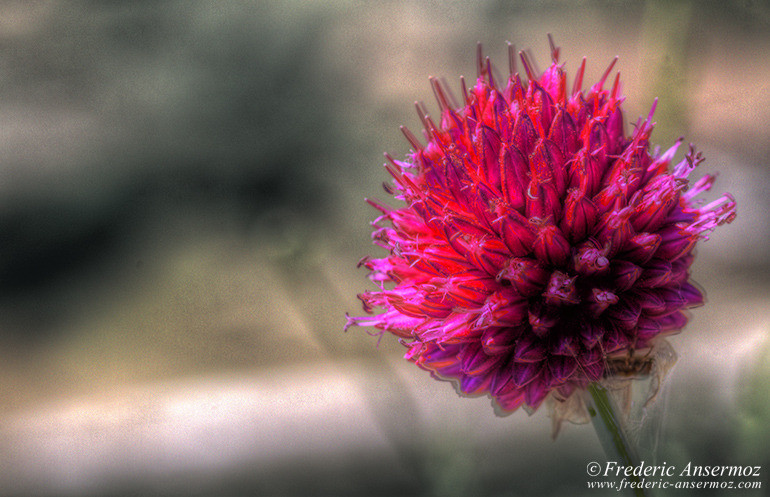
(587, 382, 648, 497)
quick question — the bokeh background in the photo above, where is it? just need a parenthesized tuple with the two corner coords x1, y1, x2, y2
(0, 1, 768, 496)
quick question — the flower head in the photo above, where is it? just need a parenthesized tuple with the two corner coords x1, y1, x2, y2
(347, 39, 736, 414)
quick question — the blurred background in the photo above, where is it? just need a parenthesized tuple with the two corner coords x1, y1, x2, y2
(0, 1, 767, 496)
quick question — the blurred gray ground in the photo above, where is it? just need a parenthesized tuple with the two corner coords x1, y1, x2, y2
(0, 1, 768, 496)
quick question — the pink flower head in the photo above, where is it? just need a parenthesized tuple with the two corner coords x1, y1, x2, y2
(347, 39, 736, 414)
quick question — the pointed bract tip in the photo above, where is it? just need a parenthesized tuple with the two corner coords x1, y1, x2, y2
(507, 41, 516, 76)
(518, 50, 535, 81)
(547, 33, 559, 62)
(400, 125, 423, 150)
(476, 42, 485, 79)
(430, 77, 451, 113)
(596, 56, 619, 90)
(647, 98, 659, 122)
(486, 56, 496, 87)
(460, 75, 470, 104)
(572, 57, 586, 96)
(610, 71, 621, 102)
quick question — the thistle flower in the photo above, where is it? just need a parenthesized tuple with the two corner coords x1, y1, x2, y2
(347, 39, 735, 415)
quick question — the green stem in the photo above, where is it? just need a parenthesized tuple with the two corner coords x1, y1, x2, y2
(587, 382, 648, 497)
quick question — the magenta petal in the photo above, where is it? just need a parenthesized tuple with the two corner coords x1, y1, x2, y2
(497, 257, 549, 297)
(499, 210, 537, 256)
(612, 260, 643, 292)
(655, 223, 696, 261)
(587, 120, 609, 165)
(419, 297, 454, 318)
(631, 175, 682, 233)
(636, 318, 662, 342)
(514, 334, 547, 362)
(496, 387, 526, 412)
(490, 363, 514, 395)
(668, 256, 691, 285)
(605, 107, 626, 152)
(637, 259, 673, 288)
(552, 333, 576, 356)
(527, 181, 562, 220)
(580, 345, 603, 366)
(595, 208, 633, 254)
(573, 242, 610, 276)
(588, 288, 618, 317)
(659, 311, 688, 332)
(417, 342, 460, 369)
(543, 271, 579, 306)
(602, 323, 629, 353)
(533, 224, 570, 266)
(489, 326, 525, 354)
(513, 113, 538, 156)
(465, 237, 511, 276)
(568, 150, 602, 196)
(607, 299, 641, 331)
(475, 289, 529, 327)
(403, 341, 426, 362)
(581, 360, 605, 381)
(499, 146, 528, 210)
(548, 356, 578, 381)
(460, 343, 503, 376)
(579, 321, 605, 349)
(460, 373, 492, 395)
(655, 287, 687, 317)
(479, 125, 502, 187)
(561, 189, 598, 242)
(524, 374, 550, 409)
(680, 281, 705, 308)
(630, 288, 667, 315)
(532, 138, 568, 194)
(531, 84, 556, 136)
(548, 107, 580, 157)
(621, 232, 662, 264)
(512, 360, 542, 387)
(528, 302, 559, 337)
(436, 360, 463, 378)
